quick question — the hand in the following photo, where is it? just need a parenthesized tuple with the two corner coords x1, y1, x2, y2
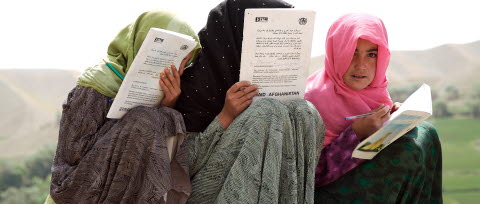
(159, 65, 181, 108)
(352, 104, 390, 140)
(391, 102, 402, 114)
(218, 81, 259, 129)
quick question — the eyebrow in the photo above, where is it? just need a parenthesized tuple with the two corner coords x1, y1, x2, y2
(355, 48, 378, 52)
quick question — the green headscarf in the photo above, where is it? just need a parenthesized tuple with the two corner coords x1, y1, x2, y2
(77, 9, 201, 98)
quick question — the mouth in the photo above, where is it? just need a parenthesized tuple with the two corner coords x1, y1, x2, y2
(352, 74, 367, 79)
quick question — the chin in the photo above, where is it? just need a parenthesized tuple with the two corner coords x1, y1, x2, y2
(347, 83, 368, 90)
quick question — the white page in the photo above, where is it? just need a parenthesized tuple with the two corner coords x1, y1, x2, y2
(107, 28, 197, 119)
(239, 9, 315, 102)
(390, 83, 433, 119)
(352, 84, 432, 159)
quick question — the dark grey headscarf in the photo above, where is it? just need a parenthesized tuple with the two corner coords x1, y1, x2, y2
(176, 0, 293, 132)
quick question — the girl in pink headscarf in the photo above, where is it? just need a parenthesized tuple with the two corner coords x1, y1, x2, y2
(307, 13, 442, 203)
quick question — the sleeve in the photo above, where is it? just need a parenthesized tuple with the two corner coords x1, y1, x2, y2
(315, 125, 366, 187)
(185, 117, 225, 176)
(55, 86, 111, 166)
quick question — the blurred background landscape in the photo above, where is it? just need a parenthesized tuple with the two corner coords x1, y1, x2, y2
(1, 0, 479, 202)
(0, 40, 479, 203)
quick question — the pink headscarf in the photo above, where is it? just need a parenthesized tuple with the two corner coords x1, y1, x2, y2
(305, 13, 393, 147)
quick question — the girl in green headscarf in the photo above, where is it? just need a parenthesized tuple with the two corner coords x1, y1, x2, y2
(47, 10, 201, 204)
(77, 9, 201, 103)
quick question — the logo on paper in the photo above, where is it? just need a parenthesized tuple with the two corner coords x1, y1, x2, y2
(180, 45, 189, 50)
(154, 37, 164, 43)
(298, 18, 308, 25)
(255, 17, 268, 22)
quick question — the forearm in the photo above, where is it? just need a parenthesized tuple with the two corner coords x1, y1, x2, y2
(217, 111, 234, 129)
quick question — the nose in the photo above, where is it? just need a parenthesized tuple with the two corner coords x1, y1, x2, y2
(353, 56, 367, 70)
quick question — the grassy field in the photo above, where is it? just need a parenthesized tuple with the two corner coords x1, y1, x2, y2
(430, 118, 480, 203)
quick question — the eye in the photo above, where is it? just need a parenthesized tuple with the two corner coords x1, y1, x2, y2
(367, 53, 378, 58)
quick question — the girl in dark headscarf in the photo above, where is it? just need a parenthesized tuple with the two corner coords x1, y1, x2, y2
(175, 0, 325, 203)
(47, 10, 201, 203)
(176, 0, 290, 132)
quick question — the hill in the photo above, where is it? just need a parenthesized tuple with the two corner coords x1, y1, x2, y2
(0, 69, 79, 159)
(1, 40, 479, 159)
(309, 40, 480, 94)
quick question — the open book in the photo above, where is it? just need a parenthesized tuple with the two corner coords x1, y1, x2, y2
(107, 28, 197, 119)
(239, 9, 315, 102)
(352, 83, 433, 159)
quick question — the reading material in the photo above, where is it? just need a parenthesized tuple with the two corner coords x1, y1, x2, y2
(239, 9, 315, 102)
(107, 28, 197, 119)
(352, 83, 433, 159)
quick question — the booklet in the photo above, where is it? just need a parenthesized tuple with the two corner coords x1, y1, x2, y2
(352, 84, 433, 159)
(107, 28, 197, 119)
(239, 9, 315, 102)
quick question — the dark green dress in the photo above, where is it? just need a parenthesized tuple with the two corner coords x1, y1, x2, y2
(315, 122, 442, 203)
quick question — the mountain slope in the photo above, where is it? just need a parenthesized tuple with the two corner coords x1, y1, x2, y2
(1, 40, 479, 158)
(309, 40, 480, 93)
(0, 70, 79, 159)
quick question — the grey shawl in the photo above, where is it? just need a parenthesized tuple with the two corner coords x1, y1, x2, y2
(49, 86, 190, 203)
(186, 98, 325, 203)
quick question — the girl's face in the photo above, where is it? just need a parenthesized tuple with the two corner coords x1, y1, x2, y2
(342, 38, 378, 90)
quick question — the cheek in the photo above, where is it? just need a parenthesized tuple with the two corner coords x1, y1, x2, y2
(368, 60, 377, 75)
(342, 65, 353, 81)
(342, 73, 347, 83)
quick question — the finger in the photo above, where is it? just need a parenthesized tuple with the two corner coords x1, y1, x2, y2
(243, 84, 259, 94)
(239, 89, 259, 103)
(164, 68, 176, 86)
(380, 110, 390, 122)
(158, 76, 163, 90)
(391, 102, 401, 114)
(179, 65, 185, 76)
(239, 99, 253, 111)
(227, 81, 251, 94)
(160, 76, 172, 95)
(233, 84, 258, 99)
(373, 105, 390, 118)
(179, 52, 193, 76)
(370, 104, 386, 113)
(170, 65, 180, 86)
(161, 73, 174, 94)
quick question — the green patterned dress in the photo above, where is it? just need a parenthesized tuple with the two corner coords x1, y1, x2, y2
(186, 98, 325, 203)
(315, 122, 442, 203)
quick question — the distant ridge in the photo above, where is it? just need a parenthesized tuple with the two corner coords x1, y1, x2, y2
(1, 40, 479, 158)
(309, 40, 480, 92)
(0, 69, 79, 159)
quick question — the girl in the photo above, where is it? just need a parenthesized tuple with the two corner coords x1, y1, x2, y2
(176, 0, 324, 203)
(306, 13, 442, 203)
(48, 10, 201, 203)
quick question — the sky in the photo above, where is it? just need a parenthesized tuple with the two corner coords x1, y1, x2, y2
(0, 0, 478, 70)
